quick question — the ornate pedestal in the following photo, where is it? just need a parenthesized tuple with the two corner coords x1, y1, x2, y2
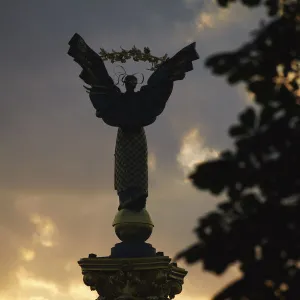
(78, 209, 187, 300)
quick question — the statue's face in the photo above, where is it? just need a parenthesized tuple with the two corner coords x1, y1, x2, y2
(124, 76, 137, 91)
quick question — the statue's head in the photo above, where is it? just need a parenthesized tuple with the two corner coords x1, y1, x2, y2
(114, 65, 144, 92)
(124, 75, 138, 92)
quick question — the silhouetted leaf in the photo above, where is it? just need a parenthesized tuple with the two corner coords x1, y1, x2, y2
(220, 150, 234, 160)
(174, 244, 203, 263)
(229, 124, 248, 137)
(239, 107, 256, 129)
(242, 0, 261, 6)
(216, 0, 231, 7)
(218, 201, 233, 212)
(190, 160, 237, 194)
(227, 70, 244, 84)
(240, 194, 261, 214)
(215, 0, 280, 15)
(259, 105, 275, 126)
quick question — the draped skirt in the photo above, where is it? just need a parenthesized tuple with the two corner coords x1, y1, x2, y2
(114, 128, 148, 194)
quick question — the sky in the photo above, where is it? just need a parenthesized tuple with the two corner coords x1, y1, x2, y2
(0, 1, 267, 299)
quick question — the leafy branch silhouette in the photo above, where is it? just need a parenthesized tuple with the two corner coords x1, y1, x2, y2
(173, 0, 300, 299)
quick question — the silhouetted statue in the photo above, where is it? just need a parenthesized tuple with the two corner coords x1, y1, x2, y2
(68, 33, 199, 212)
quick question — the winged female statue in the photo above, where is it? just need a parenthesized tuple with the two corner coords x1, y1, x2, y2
(67, 33, 199, 212)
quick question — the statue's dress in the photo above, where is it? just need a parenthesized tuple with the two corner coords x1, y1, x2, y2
(114, 127, 148, 206)
(67, 34, 199, 211)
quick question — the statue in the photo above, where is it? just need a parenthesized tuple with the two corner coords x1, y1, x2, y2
(67, 33, 199, 212)
(69, 34, 195, 300)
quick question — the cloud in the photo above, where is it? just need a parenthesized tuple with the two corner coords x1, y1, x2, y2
(180, 0, 265, 51)
(2, 266, 95, 300)
(177, 127, 219, 176)
(16, 267, 59, 295)
(148, 152, 157, 172)
(19, 248, 36, 262)
(30, 214, 57, 248)
(193, 0, 239, 32)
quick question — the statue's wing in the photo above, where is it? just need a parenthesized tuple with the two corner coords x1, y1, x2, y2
(68, 33, 122, 116)
(147, 42, 200, 85)
(137, 42, 200, 122)
(67, 33, 121, 95)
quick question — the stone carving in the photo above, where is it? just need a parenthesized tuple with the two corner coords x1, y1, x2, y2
(80, 256, 187, 300)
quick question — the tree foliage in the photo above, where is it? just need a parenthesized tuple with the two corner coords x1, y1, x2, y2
(174, 0, 300, 299)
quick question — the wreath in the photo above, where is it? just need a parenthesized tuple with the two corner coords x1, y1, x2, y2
(98, 46, 169, 71)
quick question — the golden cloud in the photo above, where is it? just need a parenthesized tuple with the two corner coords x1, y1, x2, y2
(177, 127, 219, 176)
(10, 266, 95, 300)
(148, 152, 157, 172)
(19, 248, 35, 262)
(30, 214, 57, 248)
(16, 267, 59, 295)
(194, 1, 233, 32)
(182, 0, 256, 44)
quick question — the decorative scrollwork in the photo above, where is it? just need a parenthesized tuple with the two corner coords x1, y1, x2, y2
(81, 257, 186, 300)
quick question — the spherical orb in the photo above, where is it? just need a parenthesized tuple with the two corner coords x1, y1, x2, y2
(113, 209, 154, 242)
